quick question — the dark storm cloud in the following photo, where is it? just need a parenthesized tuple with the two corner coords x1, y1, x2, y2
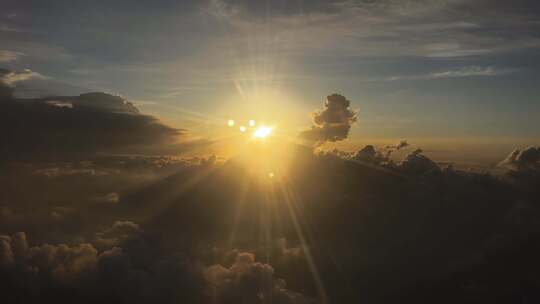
(0, 72, 187, 160)
(300, 93, 357, 145)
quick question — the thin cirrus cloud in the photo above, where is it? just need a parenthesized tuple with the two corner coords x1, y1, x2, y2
(204, 0, 540, 59)
(382, 66, 519, 82)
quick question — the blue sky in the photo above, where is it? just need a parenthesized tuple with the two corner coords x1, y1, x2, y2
(1, 0, 539, 165)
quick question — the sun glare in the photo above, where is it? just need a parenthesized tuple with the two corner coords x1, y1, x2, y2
(253, 126, 272, 138)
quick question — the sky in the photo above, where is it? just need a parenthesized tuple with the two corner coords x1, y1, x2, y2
(1, 0, 540, 166)
(3, 2, 540, 303)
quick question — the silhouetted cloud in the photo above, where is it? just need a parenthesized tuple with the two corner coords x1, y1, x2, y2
(206, 252, 315, 304)
(0, 73, 187, 160)
(397, 148, 441, 176)
(353, 145, 389, 165)
(300, 94, 357, 145)
(395, 140, 409, 150)
(0, 231, 207, 303)
(499, 146, 540, 171)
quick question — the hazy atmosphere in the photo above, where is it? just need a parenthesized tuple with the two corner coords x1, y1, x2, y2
(1, 1, 540, 303)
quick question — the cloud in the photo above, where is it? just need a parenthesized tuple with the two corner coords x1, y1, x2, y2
(395, 140, 409, 150)
(0, 68, 46, 98)
(499, 146, 540, 171)
(205, 0, 540, 61)
(0, 50, 24, 62)
(205, 251, 315, 304)
(300, 93, 357, 145)
(102, 192, 120, 204)
(353, 145, 389, 165)
(2, 141, 540, 303)
(0, 68, 46, 86)
(398, 148, 441, 175)
(385, 66, 518, 82)
(0, 75, 186, 160)
(94, 221, 140, 249)
(0, 230, 207, 303)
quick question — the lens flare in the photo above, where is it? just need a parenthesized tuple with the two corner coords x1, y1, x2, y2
(253, 126, 272, 138)
(239, 125, 247, 132)
(248, 119, 256, 127)
(227, 119, 235, 127)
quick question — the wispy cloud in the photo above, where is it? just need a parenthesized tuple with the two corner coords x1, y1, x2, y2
(384, 66, 519, 82)
(0, 50, 24, 63)
(1, 69, 47, 86)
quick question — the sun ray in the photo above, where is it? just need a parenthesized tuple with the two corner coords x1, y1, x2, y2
(278, 179, 329, 304)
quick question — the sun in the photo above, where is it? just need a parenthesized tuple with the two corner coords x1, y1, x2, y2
(253, 126, 272, 139)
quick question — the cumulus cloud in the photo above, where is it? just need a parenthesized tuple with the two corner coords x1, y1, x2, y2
(2, 140, 540, 303)
(394, 140, 409, 150)
(0, 230, 207, 303)
(94, 221, 140, 249)
(398, 148, 441, 175)
(499, 146, 540, 171)
(0, 87, 184, 160)
(300, 94, 357, 145)
(205, 252, 315, 304)
(353, 145, 389, 165)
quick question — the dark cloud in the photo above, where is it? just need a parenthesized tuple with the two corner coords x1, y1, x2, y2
(0, 68, 44, 99)
(397, 148, 441, 176)
(300, 93, 357, 145)
(353, 145, 389, 165)
(205, 251, 315, 304)
(0, 71, 190, 160)
(499, 146, 540, 171)
(0, 231, 207, 304)
(394, 140, 409, 150)
(2, 144, 540, 303)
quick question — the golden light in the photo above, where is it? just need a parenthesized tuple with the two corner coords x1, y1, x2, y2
(253, 126, 272, 138)
(248, 119, 256, 127)
(239, 125, 247, 133)
(227, 119, 235, 127)
(268, 172, 275, 178)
